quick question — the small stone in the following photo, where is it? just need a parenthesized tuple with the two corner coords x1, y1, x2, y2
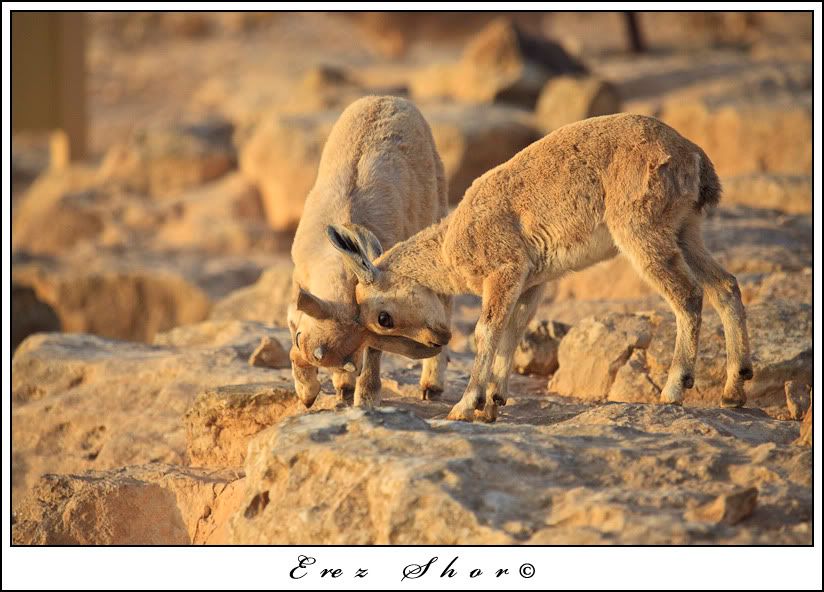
(248, 335, 290, 369)
(686, 487, 758, 525)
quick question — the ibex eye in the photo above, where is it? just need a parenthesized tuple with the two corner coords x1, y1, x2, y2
(378, 311, 393, 329)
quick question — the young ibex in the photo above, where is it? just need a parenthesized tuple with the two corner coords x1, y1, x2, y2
(289, 95, 451, 408)
(328, 113, 752, 422)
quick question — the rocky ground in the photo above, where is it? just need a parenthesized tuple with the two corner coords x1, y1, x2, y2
(11, 12, 812, 544)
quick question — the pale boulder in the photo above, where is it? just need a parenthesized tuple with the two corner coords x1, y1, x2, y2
(411, 18, 586, 109)
(535, 75, 621, 132)
(12, 249, 270, 342)
(209, 260, 294, 326)
(12, 464, 244, 545)
(423, 103, 540, 204)
(239, 110, 337, 231)
(12, 166, 106, 255)
(512, 319, 570, 376)
(549, 313, 653, 400)
(722, 174, 811, 214)
(562, 302, 812, 413)
(659, 97, 811, 176)
(98, 118, 237, 198)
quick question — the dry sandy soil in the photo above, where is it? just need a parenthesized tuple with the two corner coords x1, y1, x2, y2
(11, 12, 812, 544)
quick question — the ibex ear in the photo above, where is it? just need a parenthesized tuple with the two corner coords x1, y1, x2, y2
(347, 223, 383, 260)
(296, 289, 335, 320)
(326, 224, 382, 285)
(366, 333, 443, 360)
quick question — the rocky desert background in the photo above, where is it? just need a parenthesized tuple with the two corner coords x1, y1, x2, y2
(10, 11, 813, 545)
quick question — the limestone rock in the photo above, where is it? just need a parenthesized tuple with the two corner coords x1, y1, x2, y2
(248, 336, 290, 369)
(228, 405, 809, 544)
(12, 249, 270, 342)
(423, 103, 540, 204)
(184, 381, 334, 468)
(535, 75, 621, 132)
(12, 166, 107, 255)
(239, 110, 337, 231)
(412, 19, 587, 109)
(98, 118, 237, 199)
(11, 283, 60, 351)
(11, 324, 295, 507)
(154, 173, 288, 255)
(722, 174, 811, 214)
(660, 97, 811, 177)
(607, 349, 661, 404)
(209, 261, 294, 326)
(153, 319, 289, 357)
(746, 269, 812, 305)
(549, 314, 653, 400)
(557, 302, 811, 412)
(685, 487, 758, 526)
(12, 464, 244, 544)
(512, 319, 570, 376)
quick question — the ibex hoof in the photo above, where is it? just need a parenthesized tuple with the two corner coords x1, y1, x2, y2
(335, 387, 355, 406)
(420, 386, 443, 401)
(447, 406, 476, 422)
(475, 405, 498, 423)
(720, 396, 746, 409)
(491, 392, 508, 406)
(659, 385, 684, 406)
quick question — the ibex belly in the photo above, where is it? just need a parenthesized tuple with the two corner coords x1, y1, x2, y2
(531, 222, 618, 284)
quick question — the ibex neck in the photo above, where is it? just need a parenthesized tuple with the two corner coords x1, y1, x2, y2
(377, 217, 463, 296)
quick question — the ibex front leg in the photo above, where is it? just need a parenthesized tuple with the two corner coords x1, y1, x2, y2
(447, 267, 525, 422)
(480, 283, 545, 422)
(354, 347, 382, 408)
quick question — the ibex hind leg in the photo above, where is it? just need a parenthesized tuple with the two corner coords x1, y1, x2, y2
(678, 213, 752, 408)
(611, 223, 704, 406)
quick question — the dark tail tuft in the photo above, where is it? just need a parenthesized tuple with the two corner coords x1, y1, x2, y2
(697, 149, 721, 211)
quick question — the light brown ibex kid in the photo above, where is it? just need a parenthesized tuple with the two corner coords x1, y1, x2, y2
(327, 113, 752, 422)
(289, 95, 450, 409)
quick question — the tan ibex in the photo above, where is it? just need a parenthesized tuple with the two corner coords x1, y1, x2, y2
(289, 95, 450, 409)
(327, 113, 752, 422)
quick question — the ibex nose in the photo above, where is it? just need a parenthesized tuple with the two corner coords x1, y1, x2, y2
(428, 328, 452, 348)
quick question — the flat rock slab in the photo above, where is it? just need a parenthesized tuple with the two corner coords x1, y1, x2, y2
(230, 405, 810, 544)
